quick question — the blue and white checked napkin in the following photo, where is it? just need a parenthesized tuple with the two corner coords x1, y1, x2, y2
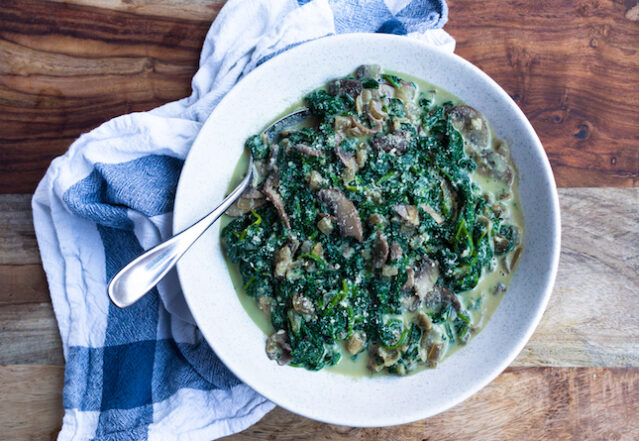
(32, 0, 454, 439)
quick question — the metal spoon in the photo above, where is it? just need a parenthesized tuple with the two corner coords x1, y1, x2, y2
(108, 108, 311, 308)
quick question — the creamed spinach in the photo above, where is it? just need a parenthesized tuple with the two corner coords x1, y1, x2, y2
(221, 66, 523, 375)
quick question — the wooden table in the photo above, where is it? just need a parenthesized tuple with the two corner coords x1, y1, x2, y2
(1, 1, 637, 439)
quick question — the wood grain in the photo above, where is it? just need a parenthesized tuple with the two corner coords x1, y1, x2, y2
(224, 367, 639, 441)
(45, 0, 225, 21)
(446, 0, 639, 188)
(1, 0, 638, 192)
(0, 194, 40, 265)
(0, 0, 214, 193)
(0, 365, 64, 441)
(1, 366, 637, 441)
(0, 188, 636, 368)
(0, 302, 62, 365)
(517, 187, 639, 367)
(0, 265, 49, 305)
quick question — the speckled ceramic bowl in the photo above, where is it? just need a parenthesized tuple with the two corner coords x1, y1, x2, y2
(173, 33, 560, 427)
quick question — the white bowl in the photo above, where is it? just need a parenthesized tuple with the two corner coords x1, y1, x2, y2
(174, 33, 560, 427)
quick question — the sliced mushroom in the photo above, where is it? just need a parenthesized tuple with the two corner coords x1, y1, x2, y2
(317, 215, 334, 235)
(307, 170, 324, 191)
(367, 213, 386, 226)
(239, 188, 263, 199)
(265, 330, 292, 365)
(369, 345, 400, 372)
(477, 215, 492, 231)
(427, 342, 443, 364)
(491, 202, 506, 218)
(371, 130, 410, 153)
(336, 147, 359, 170)
(311, 242, 324, 259)
(345, 331, 367, 355)
(415, 311, 433, 332)
(402, 267, 415, 291)
(367, 99, 388, 127)
(378, 346, 401, 367)
(350, 116, 381, 136)
(373, 231, 389, 269)
(420, 204, 444, 225)
(400, 293, 420, 312)
(440, 179, 459, 221)
(263, 174, 291, 229)
(334, 115, 380, 137)
(293, 143, 323, 157)
(225, 188, 266, 217)
(369, 99, 387, 120)
(502, 246, 523, 273)
(493, 139, 509, 155)
(355, 147, 368, 168)
(318, 188, 363, 242)
(328, 78, 362, 99)
(342, 166, 357, 186)
(475, 150, 513, 185)
(413, 258, 440, 301)
(334, 115, 352, 133)
(378, 83, 396, 99)
(436, 286, 462, 312)
(288, 310, 302, 333)
(393, 205, 420, 226)
(355, 90, 369, 114)
(274, 245, 293, 278)
(448, 105, 489, 150)
(396, 82, 416, 103)
(355, 64, 381, 80)
(292, 293, 315, 316)
(389, 241, 403, 261)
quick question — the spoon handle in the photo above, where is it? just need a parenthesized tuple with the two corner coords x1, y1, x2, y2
(107, 165, 253, 308)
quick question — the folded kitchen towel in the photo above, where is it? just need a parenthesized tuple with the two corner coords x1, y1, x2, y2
(32, 0, 454, 439)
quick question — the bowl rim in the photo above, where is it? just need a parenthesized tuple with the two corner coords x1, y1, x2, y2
(174, 32, 561, 427)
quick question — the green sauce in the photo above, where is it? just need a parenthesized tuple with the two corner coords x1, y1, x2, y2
(221, 67, 524, 376)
